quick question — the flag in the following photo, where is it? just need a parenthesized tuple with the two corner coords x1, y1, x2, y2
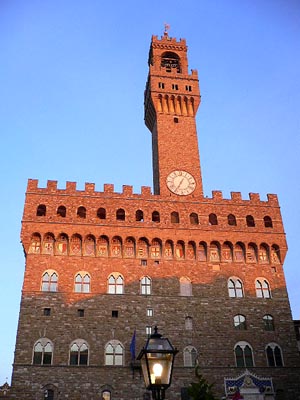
(130, 330, 136, 360)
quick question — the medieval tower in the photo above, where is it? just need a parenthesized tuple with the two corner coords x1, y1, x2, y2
(10, 31, 300, 399)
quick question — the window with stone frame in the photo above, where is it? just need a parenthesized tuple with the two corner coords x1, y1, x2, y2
(246, 215, 255, 227)
(255, 278, 271, 298)
(41, 271, 58, 292)
(57, 205, 66, 217)
(69, 340, 89, 365)
(234, 342, 254, 367)
(136, 209, 144, 221)
(228, 278, 244, 298)
(171, 211, 180, 223)
(74, 273, 90, 293)
(33, 338, 53, 365)
(140, 276, 151, 295)
(209, 213, 218, 225)
(189, 212, 199, 225)
(37, 204, 46, 216)
(77, 206, 86, 219)
(180, 277, 192, 296)
(105, 341, 124, 366)
(234, 314, 247, 330)
(264, 215, 273, 228)
(183, 346, 197, 367)
(263, 314, 275, 331)
(152, 211, 160, 222)
(108, 274, 124, 294)
(228, 213, 237, 226)
(101, 390, 111, 400)
(116, 208, 125, 221)
(185, 316, 193, 330)
(97, 207, 106, 219)
(266, 343, 283, 367)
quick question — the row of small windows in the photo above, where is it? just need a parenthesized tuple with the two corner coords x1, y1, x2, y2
(36, 205, 274, 228)
(29, 234, 281, 264)
(32, 338, 283, 368)
(41, 271, 273, 299)
(234, 314, 275, 331)
(158, 82, 192, 92)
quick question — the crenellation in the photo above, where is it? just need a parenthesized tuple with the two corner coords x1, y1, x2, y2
(141, 186, 152, 196)
(85, 182, 95, 193)
(46, 180, 58, 191)
(230, 191, 242, 201)
(27, 179, 38, 191)
(66, 181, 77, 192)
(212, 190, 223, 200)
(103, 183, 114, 193)
(249, 192, 260, 202)
(122, 185, 133, 195)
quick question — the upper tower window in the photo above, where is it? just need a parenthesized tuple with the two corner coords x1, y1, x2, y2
(37, 204, 46, 216)
(161, 52, 181, 73)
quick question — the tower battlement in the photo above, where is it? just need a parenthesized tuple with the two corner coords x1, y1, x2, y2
(26, 179, 279, 206)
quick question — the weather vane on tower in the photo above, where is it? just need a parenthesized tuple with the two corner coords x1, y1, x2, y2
(164, 23, 170, 36)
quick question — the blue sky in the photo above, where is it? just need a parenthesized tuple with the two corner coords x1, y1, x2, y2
(0, 0, 299, 384)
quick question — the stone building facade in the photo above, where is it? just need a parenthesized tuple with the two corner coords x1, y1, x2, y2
(11, 32, 300, 399)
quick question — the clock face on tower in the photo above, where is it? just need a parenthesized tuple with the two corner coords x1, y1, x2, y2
(166, 170, 196, 196)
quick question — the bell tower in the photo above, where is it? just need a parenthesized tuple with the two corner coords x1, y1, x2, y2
(144, 31, 203, 197)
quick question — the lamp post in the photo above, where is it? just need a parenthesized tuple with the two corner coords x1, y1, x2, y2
(137, 326, 178, 400)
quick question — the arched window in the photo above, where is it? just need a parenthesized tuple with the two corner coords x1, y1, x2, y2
(234, 315, 246, 330)
(189, 213, 199, 225)
(140, 276, 151, 295)
(264, 216, 273, 228)
(97, 207, 106, 219)
(74, 273, 90, 293)
(255, 279, 271, 298)
(209, 213, 218, 225)
(70, 234, 82, 256)
(56, 233, 68, 255)
(69, 340, 88, 365)
(152, 211, 160, 222)
(234, 342, 254, 367)
(161, 51, 181, 73)
(263, 315, 275, 331)
(108, 274, 124, 294)
(116, 208, 125, 221)
(234, 243, 245, 262)
(43, 388, 54, 400)
(136, 210, 144, 221)
(33, 338, 53, 365)
(246, 215, 255, 227)
(228, 214, 237, 226)
(180, 277, 192, 296)
(259, 244, 269, 263)
(228, 278, 244, 298)
(83, 235, 95, 256)
(57, 205, 66, 217)
(105, 341, 124, 365)
(185, 316, 193, 330)
(41, 271, 58, 292)
(37, 204, 46, 216)
(183, 346, 197, 367)
(171, 211, 180, 223)
(29, 233, 41, 254)
(77, 206, 86, 219)
(101, 390, 111, 400)
(266, 343, 283, 367)
(97, 235, 109, 257)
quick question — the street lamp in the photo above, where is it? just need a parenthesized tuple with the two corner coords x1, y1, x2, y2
(137, 326, 178, 400)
